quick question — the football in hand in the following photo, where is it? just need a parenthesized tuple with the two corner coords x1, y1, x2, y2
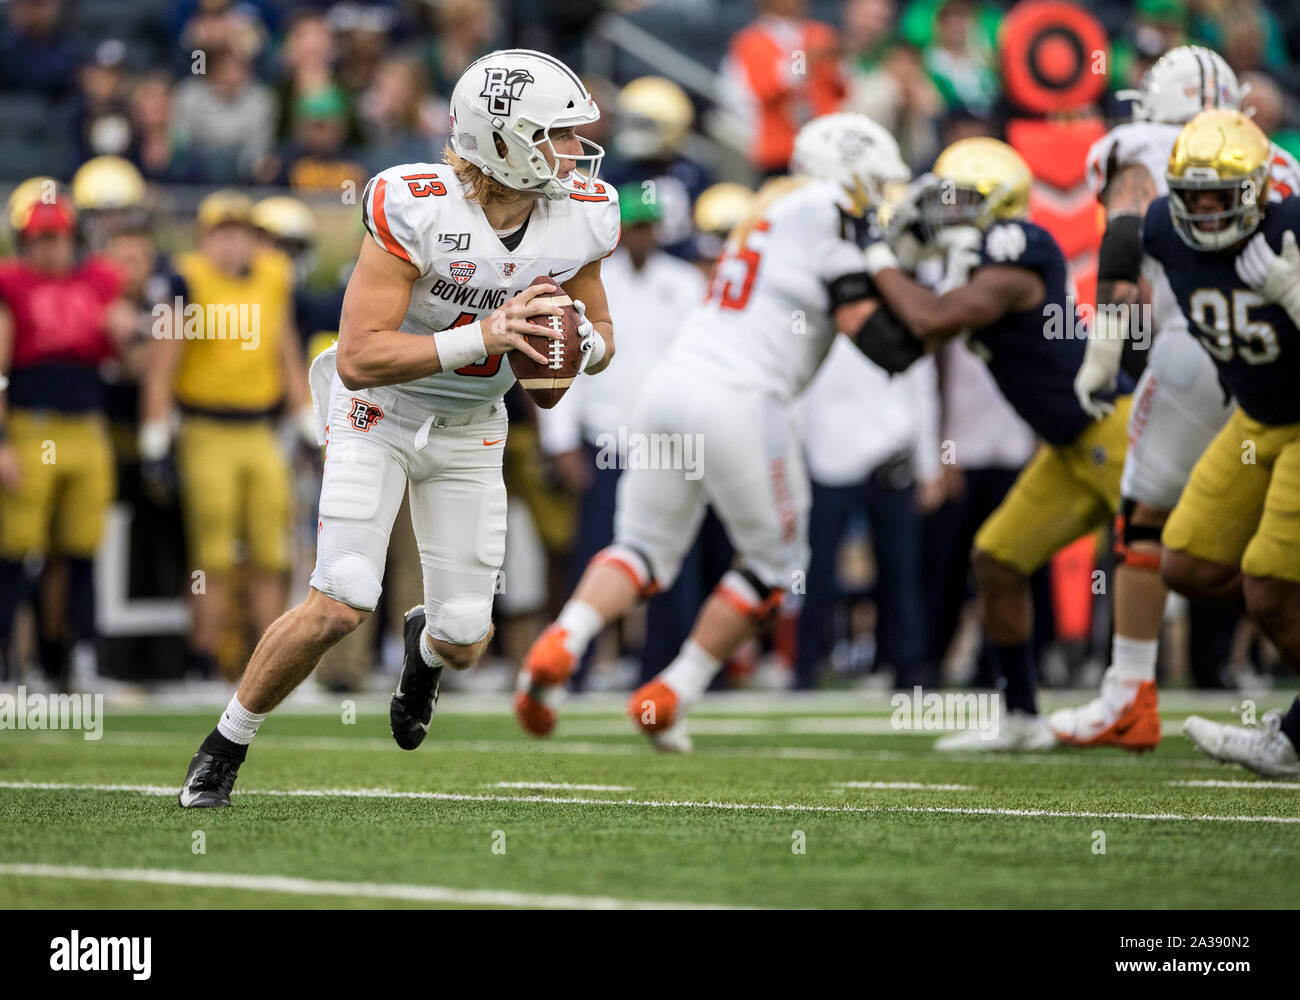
(508, 275, 582, 409)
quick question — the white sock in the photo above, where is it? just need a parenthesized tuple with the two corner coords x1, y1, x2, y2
(660, 640, 723, 705)
(418, 627, 445, 669)
(1111, 636, 1158, 683)
(557, 600, 604, 658)
(216, 694, 267, 746)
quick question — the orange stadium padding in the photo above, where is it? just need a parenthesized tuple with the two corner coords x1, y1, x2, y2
(1051, 534, 1097, 642)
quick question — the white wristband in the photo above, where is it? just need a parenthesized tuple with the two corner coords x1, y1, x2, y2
(435, 322, 488, 372)
(139, 419, 172, 462)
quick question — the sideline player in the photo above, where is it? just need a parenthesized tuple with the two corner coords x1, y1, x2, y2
(515, 112, 912, 750)
(863, 138, 1133, 751)
(180, 49, 618, 806)
(1139, 110, 1300, 776)
(1055, 46, 1300, 749)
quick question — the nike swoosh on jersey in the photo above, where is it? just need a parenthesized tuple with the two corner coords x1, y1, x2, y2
(548, 267, 576, 280)
(483, 437, 504, 446)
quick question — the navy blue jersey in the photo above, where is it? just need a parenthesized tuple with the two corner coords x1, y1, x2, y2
(1143, 195, 1300, 425)
(965, 220, 1128, 446)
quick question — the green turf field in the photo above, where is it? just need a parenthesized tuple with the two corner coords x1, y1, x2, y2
(1, 690, 1297, 909)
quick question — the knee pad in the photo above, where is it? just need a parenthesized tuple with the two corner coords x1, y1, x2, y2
(715, 567, 784, 624)
(593, 544, 661, 598)
(1114, 498, 1164, 572)
(320, 553, 383, 612)
(427, 592, 493, 646)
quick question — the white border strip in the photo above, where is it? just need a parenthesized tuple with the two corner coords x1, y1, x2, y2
(0, 863, 743, 910)
(3, 781, 1297, 824)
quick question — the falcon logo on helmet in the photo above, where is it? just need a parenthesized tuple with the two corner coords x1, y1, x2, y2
(449, 49, 605, 201)
(480, 67, 535, 116)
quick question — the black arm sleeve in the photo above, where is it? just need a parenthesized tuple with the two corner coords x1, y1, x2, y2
(827, 271, 877, 310)
(1097, 213, 1144, 284)
(849, 304, 925, 375)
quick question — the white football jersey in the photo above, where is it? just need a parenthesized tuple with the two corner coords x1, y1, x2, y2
(360, 162, 620, 411)
(1087, 121, 1300, 202)
(669, 178, 872, 401)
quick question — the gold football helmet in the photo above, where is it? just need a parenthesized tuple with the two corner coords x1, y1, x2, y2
(693, 182, 755, 236)
(1167, 109, 1270, 251)
(72, 156, 145, 211)
(251, 196, 316, 244)
(919, 137, 1032, 241)
(197, 190, 254, 230)
(252, 195, 317, 281)
(6, 176, 59, 232)
(615, 76, 693, 159)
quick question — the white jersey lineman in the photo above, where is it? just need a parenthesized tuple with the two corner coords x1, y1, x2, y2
(613, 177, 876, 595)
(1086, 121, 1300, 509)
(307, 162, 619, 640)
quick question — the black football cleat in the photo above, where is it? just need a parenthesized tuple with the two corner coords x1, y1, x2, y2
(178, 748, 241, 808)
(390, 605, 442, 750)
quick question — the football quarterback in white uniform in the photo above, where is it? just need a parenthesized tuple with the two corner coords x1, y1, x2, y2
(1054, 45, 1300, 748)
(514, 112, 911, 749)
(180, 49, 619, 807)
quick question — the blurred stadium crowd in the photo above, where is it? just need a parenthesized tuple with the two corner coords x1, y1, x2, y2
(1, 0, 1298, 697)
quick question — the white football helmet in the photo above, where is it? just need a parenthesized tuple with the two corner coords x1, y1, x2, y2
(791, 112, 909, 216)
(1119, 45, 1242, 125)
(448, 48, 605, 201)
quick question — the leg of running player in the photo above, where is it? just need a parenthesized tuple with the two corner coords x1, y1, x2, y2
(235, 588, 367, 712)
(1048, 500, 1165, 750)
(626, 574, 771, 753)
(627, 388, 804, 752)
(970, 550, 1048, 736)
(516, 366, 706, 737)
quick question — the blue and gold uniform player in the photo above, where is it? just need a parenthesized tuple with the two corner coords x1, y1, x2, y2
(860, 137, 1134, 750)
(1141, 109, 1300, 776)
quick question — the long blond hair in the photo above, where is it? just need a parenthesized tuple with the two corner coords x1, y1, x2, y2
(729, 175, 811, 245)
(442, 143, 520, 207)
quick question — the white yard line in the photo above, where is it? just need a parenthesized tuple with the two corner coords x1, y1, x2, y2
(8, 730, 1226, 768)
(3, 780, 1297, 824)
(834, 781, 973, 790)
(0, 862, 743, 910)
(1168, 780, 1300, 790)
(489, 781, 634, 791)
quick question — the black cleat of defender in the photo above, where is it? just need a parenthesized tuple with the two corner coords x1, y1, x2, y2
(390, 605, 442, 750)
(178, 749, 241, 808)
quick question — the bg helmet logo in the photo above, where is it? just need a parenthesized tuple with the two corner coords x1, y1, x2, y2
(480, 68, 535, 116)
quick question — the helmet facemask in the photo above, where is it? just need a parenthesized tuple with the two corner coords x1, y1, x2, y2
(514, 119, 606, 201)
(1168, 168, 1266, 250)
